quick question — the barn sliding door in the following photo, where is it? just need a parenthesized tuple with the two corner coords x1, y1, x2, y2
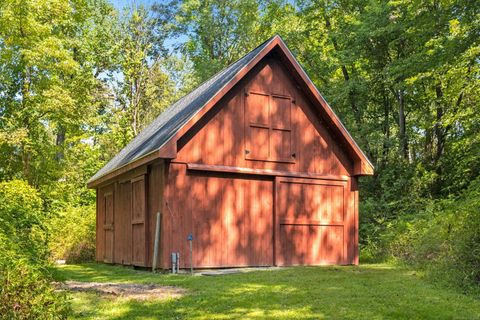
(186, 174, 273, 268)
(275, 177, 347, 266)
(103, 192, 114, 263)
(131, 176, 147, 266)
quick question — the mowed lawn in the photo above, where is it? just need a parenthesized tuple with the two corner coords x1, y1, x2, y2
(53, 263, 480, 319)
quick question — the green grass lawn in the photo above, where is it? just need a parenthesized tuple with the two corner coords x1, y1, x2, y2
(53, 263, 480, 319)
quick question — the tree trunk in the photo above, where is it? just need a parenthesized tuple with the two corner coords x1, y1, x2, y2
(434, 82, 444, 165)
(381, 87, 390, 166)
(55, 126, 66, 161)
(396, 88, 408, 160)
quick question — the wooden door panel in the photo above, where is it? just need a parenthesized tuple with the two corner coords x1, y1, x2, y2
(132, 178, 145, 223)
(280, 225, 343, 265)
(270, 129, 292, 160)
(277, 179, 345, 224)
(131, 177, 146, 266)
(115, 182, 132, 264)
(132, 224, 145, 265)
(104, 192, 114, 263)
(245, 90, 294, 163)
(270, 95, 291, 129)
(189, 174, 273, 267)
(276, 177, 346, 266)
(96, 190, 105, 262)
(246, 92, 269, 126)
(247, 126, 269, 160)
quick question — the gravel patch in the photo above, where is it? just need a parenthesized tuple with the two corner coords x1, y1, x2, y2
(58, 281, 187, 300)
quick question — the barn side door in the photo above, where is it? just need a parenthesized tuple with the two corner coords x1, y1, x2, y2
(131, 175, 147, 266)
(103, 191, 114, 263)
(274, 177, 348, 266)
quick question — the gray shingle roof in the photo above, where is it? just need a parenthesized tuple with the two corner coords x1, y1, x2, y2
(89, 36, 277, 184)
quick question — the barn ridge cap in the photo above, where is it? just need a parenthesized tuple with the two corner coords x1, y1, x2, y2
(88, 35, 373, 188)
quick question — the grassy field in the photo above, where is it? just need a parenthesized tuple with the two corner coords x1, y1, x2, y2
(53, 263, 480, 319)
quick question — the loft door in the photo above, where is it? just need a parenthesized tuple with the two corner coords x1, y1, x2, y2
(245, 91, 295, 162)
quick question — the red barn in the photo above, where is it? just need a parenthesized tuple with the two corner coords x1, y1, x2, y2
(88, 35, 373, 270)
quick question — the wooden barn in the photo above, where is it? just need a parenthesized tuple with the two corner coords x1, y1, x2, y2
(88, 35, 374, 270)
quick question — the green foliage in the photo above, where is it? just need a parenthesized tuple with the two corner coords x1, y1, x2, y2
(368, 177, 480, 293)
(153, 0, 296, 84)
(0, 180, 70, 319)
(159, 0, 263, 81)
(0, 0, 116, 188)
(48, 205, 96, 264)
(0, 256, 70, 320)
(0, 180, 47, 263)
(288, 0, 479, 291)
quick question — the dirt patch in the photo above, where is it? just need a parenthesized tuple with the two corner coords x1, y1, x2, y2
(58, 281, 187, 300)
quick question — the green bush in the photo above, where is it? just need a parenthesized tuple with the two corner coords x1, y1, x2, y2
(0, 179, 48, 263)
(366, 177, 480, 293)
(48, 205, 96, 264)
(0, 252, 70, 319)
(0, 180, 70, 319)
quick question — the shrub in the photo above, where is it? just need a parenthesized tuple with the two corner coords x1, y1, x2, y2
(0, 252, 70, 319)
(48, 205, 96, 264)
(0, 179, 48, 263)
(0, 180, 70, 319)
(366, 177, 480, 293)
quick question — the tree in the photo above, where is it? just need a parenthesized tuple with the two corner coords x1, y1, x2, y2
(0, 0, 117, 191)
(110, 5, 178, 147)
(154, 0, 268, 83)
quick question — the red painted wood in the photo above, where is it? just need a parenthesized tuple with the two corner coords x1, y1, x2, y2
(186, 163, 348, 181)
(352, 177, 360, 265)
(164, 163, 273, 268)
(176, 57, 352, 176)
(95, 189, 104, 262)
(147, 161, 165, 268)
(103, 191, 114, 263)
(131, 176, 147, 266)
(114, 181, 132, 265)
(275, 177, 347, 266)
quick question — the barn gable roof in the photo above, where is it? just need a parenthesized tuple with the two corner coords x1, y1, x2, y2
(89, 35, 373, 187)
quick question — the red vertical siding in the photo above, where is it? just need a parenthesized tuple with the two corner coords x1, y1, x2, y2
(103, 190, 114, 263)
(131, 176, 147, 266)
(163, 163, 273, 268)
(95, 189, 104, 262)
(275, 177, 347, 265)
(147, 161, 165, 268)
